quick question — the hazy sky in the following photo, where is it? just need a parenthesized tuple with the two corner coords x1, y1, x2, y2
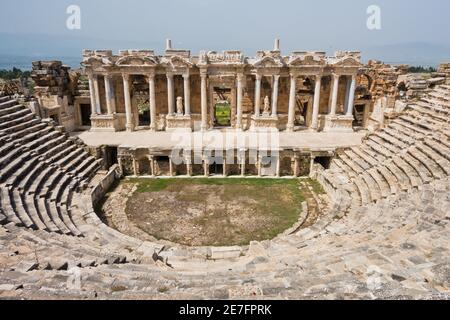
(0, 0, 449, 65)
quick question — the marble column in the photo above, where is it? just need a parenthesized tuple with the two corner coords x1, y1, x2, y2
(122, 74, 133, 132)
(257, 156, 262, 177)
(276, 156, 281, 177)
(344, 76, 351, 112)
(346, 75, 357, 116)
(240, 152, 246, 176)
(293, 156, 299, 177)
(203, 160, 209, 177)
(223, 162, 228, 177)
(88, 73, 97, 115)
(166, 72, 175, 115)
(200, 71, 208, 131)
(241, 157, 245, 177)
(236, 73, 244, 130)
(169, 157, 174, 177)
(271, 75, 280, 117)
(309, 156, 316, 177)
(329, 74, 340, 116)
(132, 157, 138, 176)
(183, 73, 191, 116)
(117, 156, 123, 176)
(104, 75, 116, 115)
(287, 74, 297, 132)
(186, 156, 192, 176)
(147, 155, 155, 176)
(254, 74, 262, 117)
(93, 75, 101, 114)
(148, 73, 157, 131)
(311, 75, 322, 130)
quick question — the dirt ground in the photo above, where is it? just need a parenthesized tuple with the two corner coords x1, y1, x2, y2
(123, 179, 304, 246)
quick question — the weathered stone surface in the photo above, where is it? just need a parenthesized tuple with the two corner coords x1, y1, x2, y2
(0, 82, 449, 300)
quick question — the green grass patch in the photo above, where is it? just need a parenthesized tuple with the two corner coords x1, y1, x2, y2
(215, 103, 231, 126)
(305, 178, 326, 194)
(123, 178, 312, 246)
(126, 178, 170, 192)
(128, 177, 300, 191)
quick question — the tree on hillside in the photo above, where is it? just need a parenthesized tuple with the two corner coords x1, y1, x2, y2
(408, 66, 437, 73)
(0, 67, 31, 80)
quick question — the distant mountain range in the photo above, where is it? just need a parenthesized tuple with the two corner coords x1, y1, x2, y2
(0, 33, 448, 70)
(0, 32, 158, 70)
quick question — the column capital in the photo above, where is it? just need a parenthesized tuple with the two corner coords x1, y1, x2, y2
(273, 74, 281, 81)
(236, 73, 245, 81)
(146, 70, 156, 80)
(332, 73, 340, 81)
(200, 68, 208, 77)
(182, 71, 190, 79)
(255, 73, 263, 81)
(122, 73, 130, 81)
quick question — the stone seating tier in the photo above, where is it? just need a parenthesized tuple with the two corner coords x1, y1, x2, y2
(0, 87, 448, 299)
(0, 97, 101, 236)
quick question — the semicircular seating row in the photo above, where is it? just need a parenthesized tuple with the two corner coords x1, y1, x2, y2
(0, 96, 102, 236)
(0, 84, 449, 271)
(317, 84, 450, 214)
(1, 85, 449, 238)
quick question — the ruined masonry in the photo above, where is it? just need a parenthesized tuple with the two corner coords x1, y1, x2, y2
(0, 40, 449, 299)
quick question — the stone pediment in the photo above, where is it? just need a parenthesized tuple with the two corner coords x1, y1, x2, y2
(253, 55, 284, 68)
(288, 54, 324, 67)
(82, 56, 114, 68)
(160, 55, 193, 69)
(331, 57, 362, 67)
(115, 55, 158, 67)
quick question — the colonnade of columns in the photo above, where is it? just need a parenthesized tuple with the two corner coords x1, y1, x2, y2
(88, 71, 357, 132)
(286, 73, 357, 132)
(128, 153, 300, 178)
(88, 73, 117, 116)
(252, 74, 281, 118)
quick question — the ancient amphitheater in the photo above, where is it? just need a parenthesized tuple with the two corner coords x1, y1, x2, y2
(0, 43, 449, 300)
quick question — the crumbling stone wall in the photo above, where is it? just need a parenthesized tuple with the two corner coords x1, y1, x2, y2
(31, 61, 71, 97)
(436, 63, 450, 84)
(365, 60, 407, 108)
(30, 61, 78, 131)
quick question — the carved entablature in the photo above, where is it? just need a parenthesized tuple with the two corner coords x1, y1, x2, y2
(289, 51, 326, 63)
(165, 49, 191, 58)
(335, 51, 361, 61)
(252, 51, 285, 69)
(288, 52, 326, 75)
(81, 47, 366, 76)
(198, 51, 245, 66)
(160, 55, 194, 72)
(82, 50, 114, 69)
(329, 51, 362, 74)
(115, 55, 159, 67)
(118, 49, 155, 57)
